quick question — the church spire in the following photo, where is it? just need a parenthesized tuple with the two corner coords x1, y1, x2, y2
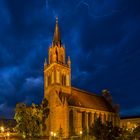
(48, 18, 66, 64)
(53, 17, 61, 46)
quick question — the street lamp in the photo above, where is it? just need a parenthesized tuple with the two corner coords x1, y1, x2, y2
(80, 131, 82, 139)
(0, 126, 4, 132)
(0, 126, 4, 138)
(6, 132, 10, 138)
(50, 131, 54, 140)
(51, 131, 54, 136)
(50, 131, 56, 140)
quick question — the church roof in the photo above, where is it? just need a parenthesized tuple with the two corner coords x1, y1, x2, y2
(68, 87, 115, 112)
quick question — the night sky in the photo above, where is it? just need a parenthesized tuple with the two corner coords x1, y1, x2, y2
(0, 0, 140, 118)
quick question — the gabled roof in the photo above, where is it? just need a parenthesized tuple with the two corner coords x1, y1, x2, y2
(68, 87, 115, 112)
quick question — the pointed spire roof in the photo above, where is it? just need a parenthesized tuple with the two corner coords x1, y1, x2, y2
(53, 17, 61, 46)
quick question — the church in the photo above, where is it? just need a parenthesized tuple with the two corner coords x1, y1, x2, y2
(44, 18, 120, 138)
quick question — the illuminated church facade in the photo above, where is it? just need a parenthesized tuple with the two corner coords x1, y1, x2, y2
(44, 18, 120, 138)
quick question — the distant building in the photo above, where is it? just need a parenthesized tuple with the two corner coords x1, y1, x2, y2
(0, 119, 16, 129)
(44, 18, 120, 138)
(120, 116, 140, 129)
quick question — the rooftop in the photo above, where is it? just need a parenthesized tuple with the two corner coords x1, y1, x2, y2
(67, 87, 115, 112)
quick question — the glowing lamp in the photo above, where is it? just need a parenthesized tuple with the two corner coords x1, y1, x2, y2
(7, 132, 10, 137)
(0, 126, 4, 132)
(50, 131, 54, 136)
(54, 133, 56, 137)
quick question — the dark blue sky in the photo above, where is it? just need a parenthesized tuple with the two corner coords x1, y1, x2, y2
(0, 0, 140, 118)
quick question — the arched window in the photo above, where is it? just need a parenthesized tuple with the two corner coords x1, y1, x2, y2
(64, 75, 66, 86)
(82, 112, 86, 129)
(48, 74, 51, 86)
(50, 54, 52, 63)
(104, 114, 106, 123)
(51, 71, 54, 84)
(69, 110, 74, 135)
(88, 112, 92, 127)
(66, 75, 70, 86)
(99, 113, 102, 122)
(45, 77, 48, 87)
(62, 74, 64, 85)
(56, 49, 58, 62)
(61, 55, 63, 63)
(108, 114, 111, 122)
(94, 113, 97, 122)
(56, 70, 60, 83)
(62, 74, 66, 86)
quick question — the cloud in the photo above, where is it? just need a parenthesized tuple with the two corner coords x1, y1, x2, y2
(25, 77, 43, 87)
(0, 103, 14, 118)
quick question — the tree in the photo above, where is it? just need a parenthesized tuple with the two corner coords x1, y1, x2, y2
(119, 128, 132, 140)
(90, 117, 121, 140)
(132, 123, 140, 140)
(41, 98, 49, 131)
(92, 117, 103, 140)
(82, 127, 89, 140)
(57, 126, 64, 139)
(14, 99, 49, 138)
(14, 103, 31, 137)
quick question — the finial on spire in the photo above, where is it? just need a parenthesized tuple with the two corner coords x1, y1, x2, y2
(68, 56, 70, 61)
(56, 16, 58, 23)
(67, 56, 71, 67)
(44, 58, 47, 65)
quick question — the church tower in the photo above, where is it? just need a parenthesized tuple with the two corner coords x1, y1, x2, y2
(43, 18, 120, 138)
(44, 17, 71, 137)
(44, 17, 71, 98)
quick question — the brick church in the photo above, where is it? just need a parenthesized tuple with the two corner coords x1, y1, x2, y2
(44, 18, 120, 138)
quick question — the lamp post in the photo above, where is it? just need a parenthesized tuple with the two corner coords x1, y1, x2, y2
(50, 131, 56, 140)
(0, 126, 4, 138)
(51, 131, 54, 136)
(6, 132, 10, 138)
(1, 126, 4, 132)
(80, 131, 82, 140)
(50, 131, 54, 140)
(54, 133, 56, 140)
